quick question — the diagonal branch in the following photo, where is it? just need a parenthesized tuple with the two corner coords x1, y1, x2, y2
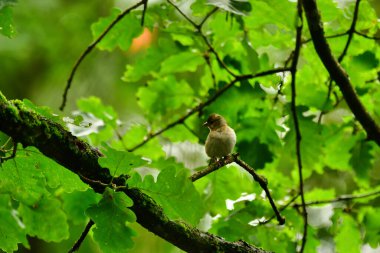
(59, 1, 145, 111)
(128, 68, 291, 151)
(302, 0, 380, 146)
(0, 94, 270, 253)
(190, 154, 285, 225)
(68, 220, 95, 253)
(290, 1, 308, 252)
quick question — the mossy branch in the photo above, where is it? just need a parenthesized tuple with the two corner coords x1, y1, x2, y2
(0, 93, 270, 253)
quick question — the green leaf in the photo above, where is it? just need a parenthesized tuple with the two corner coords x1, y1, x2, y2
(0, 154, 49, 205)
(350, 138, 375, 181)
(191, 0, 213, 17)
(19, 196, 69, 242)
(86, 188, 136, 253)
(28, 148, 88, 192)
(0, 195, 29, 252)
(334, 214, 361, 253)
(117, 124, 166, 160)
(362, 207, 380, 247)
(91, 9, 143, 51)
(322, 126, 357, 170)
(160, 51, 204, 74)
(62, 189, 100, 224)
(236, 138, 273, 169)
(351, 51, 379, 71)
(137, 75, 194, 118)
(131, 165, 205, 225)
(122, 37, 180, 82)
(99, 145, 148, 176)
(77, 96, 118, 127)
(0, 6, 15, 38)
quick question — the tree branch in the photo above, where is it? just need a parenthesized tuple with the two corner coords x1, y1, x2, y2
(294, 189, 380, 207)
(234, 156, 285, 225)
(68, 220, 95, 253)
(302, 0, 380, 146)
(0, 94, 270, 253)
(59, 1, 145, 111)
(190, 154, 285, 225)
(290, 1, 308, 252)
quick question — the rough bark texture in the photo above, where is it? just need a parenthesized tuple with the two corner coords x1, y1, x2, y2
(0, 94, 270, 253)
(302, 0, 380, 146)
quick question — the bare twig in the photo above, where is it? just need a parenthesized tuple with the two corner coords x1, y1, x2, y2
(204, 51, 217, 89)
(354, 31, 380, 40)
(167, 0, 198, 27)
(234, 156, 285, 225)
(68, 220, 95, 253)
(303, 31, 348, 43)
(166, 0, 237, 77)
(127, 68, 291, 151)
(190, 154, 285, 225)
(291, 1, 307, 252)
(294, 189, 380, 207)
(260, 193, 300, 225)
(198, 7, 219, 28)
(337, 0, 361, 63)
(59, 1, 145, 111)
(141, 0, 148, 26)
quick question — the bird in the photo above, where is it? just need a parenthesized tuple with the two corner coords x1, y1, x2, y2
(204, 113, 236, 161)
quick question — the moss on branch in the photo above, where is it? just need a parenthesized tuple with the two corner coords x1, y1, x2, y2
(0, 92, 270, 253)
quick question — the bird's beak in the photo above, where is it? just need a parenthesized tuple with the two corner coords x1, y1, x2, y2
(203, 121, 208, 127)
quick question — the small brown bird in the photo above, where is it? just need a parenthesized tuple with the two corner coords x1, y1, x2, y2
(204, 114, 236, 160)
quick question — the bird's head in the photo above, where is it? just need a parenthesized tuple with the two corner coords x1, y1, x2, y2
(203, 113, 227, 130)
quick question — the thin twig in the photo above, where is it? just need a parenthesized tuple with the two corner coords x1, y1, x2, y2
(291, 1, 307, 252)
(234, 156, 285, 225)
(303, 31, 348, 44)
(198, 7, 219, 28)
(59, 1, 145, 111)
(354, 31, 380, 40)
(204, 51, 217, 89)
(182, 122, 202, 140)
(294, 189, 380, 207)
(317, 78, 333, 124)
(167, 0, 198, 27)
(141, 0, 148, 26)
(68, 220, 95, 253)
(166, 0, 236, 77)
(190, 154, 285, 225)
(337, 0, 361, 63)
(0, 140, 17, 162)
(260, 193, 300, 225)
(127, 68, 291, 151)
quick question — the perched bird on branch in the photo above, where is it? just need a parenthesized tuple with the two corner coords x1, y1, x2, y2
(204, 114, 236, 161)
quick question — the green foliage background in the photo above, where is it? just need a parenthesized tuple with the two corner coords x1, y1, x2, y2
(1, 0, 380, 252)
